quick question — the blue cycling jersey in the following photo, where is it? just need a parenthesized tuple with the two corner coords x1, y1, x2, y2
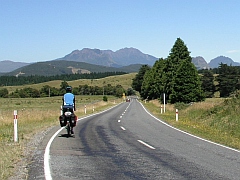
(63, 93, 75, 106)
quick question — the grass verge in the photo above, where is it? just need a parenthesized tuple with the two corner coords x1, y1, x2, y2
(142, 98, 240, 150)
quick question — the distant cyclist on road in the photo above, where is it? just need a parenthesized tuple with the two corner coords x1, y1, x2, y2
(63, 86, 76, 111)
(62, 86, 76, 134)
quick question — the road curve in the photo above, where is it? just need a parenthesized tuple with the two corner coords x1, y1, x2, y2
(28, 98, 240, 180)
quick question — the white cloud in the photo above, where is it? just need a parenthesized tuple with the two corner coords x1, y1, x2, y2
(226, 50, 240, 53)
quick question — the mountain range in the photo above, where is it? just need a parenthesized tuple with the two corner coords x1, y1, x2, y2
(58, 48, 157, 67)
(0, 60, 30, 73)
(0, 48, 239, 76)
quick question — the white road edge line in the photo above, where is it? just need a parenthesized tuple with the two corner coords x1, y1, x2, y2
(138, 100, 240, 153)
(44, 127, 64, 180)
(120, 126, 126, 130)
(44, 103, 122, 180)
(138, 140, 156, 149)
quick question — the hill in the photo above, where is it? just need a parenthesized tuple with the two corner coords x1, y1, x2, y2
(192, 56, 210, 70)
(2, 60, 142, 76)
(0, 60, 29, 73)
(208, 56, 240, 68)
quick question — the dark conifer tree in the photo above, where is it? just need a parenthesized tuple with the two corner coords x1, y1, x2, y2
(163, 38, 192, 101)
(201, 70, 215, 98)
(132, 65, 151, 94)
(141, 58, 166, 100)
(217, 63, 239, 97)
(170, 59, 205, 103)
(141, 68, 155, 99)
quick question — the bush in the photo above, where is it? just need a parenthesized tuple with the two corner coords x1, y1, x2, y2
(103, 96, 108, 102)
(0, 88, 8, 97)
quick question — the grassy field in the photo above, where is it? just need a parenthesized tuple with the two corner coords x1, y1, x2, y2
(0, 95, 123, 180)
(142, 97, 240, 150)
(5, 73, 137, 93)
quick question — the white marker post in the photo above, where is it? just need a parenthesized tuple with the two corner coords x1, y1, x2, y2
(163, 93, 166, 113)
(176, 109, 178, 121)
(84, 105, 87, 114)
(14, 110, 18, 142)
(160, 105, 163, 114)
(93, 105, 94, 112)
(60, 105, 63, 115)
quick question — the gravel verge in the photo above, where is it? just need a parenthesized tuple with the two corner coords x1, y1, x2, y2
(8, 126, 55, 180)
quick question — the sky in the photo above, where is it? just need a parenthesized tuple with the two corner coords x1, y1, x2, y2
(1, 0, 240, 63)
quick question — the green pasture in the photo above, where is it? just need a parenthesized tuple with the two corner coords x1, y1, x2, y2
(5, 73, 137, 93)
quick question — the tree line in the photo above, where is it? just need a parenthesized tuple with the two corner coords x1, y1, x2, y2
(0, 71, 126, 86)
(132, 38, 240, 104)
(201, 63, 240, 98)
(0, 80, 135, 98)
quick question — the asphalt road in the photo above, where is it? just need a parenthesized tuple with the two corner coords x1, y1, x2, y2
(28, 98, 240, 180)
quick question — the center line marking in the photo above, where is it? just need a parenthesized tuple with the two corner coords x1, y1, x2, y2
(120, 126, 126, 130)
(138, 140, 155, 149)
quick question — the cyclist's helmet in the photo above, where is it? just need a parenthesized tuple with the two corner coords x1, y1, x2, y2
(66, 86, 72, 93)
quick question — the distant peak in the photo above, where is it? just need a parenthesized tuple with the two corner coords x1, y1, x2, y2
(119, 47, 138, 50)
(1, 60, 13, 62)
(71, 49, 80, 54)
(116, 47, 142, 53)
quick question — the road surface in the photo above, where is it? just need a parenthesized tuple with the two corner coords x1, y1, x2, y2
(28, 98, 240, 179)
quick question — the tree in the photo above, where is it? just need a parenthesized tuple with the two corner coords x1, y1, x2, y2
(151, 58, 166, 101)
(50, 87, 60, 96)
(141, 69, 155, 99)
(201, 70, 215, 98)
(60, 80, 69, 90)
(60, 80, 69, 95)
(132, 65, 151, 93)
(115, 85, 125, 97)
(169, 59, 205, 103)
(126, 88, 135, 96)
(163, 38, 192, 101)
(140, 59, 164, 99)
(216, 63, 239, 97)
(40, 85, 51, 97)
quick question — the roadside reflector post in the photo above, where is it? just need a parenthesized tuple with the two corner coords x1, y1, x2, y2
(14, 110, 18, 142)
(176, 109, 178, 121)
(60, 105, 63, 115)
(160, 105, 163, 114)
(163, 93, 166, 113)
(93, 105, 94, 112)
(84, 105, 87, 114)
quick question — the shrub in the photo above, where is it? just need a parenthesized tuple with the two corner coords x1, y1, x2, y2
(103, 96, 108, 102)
